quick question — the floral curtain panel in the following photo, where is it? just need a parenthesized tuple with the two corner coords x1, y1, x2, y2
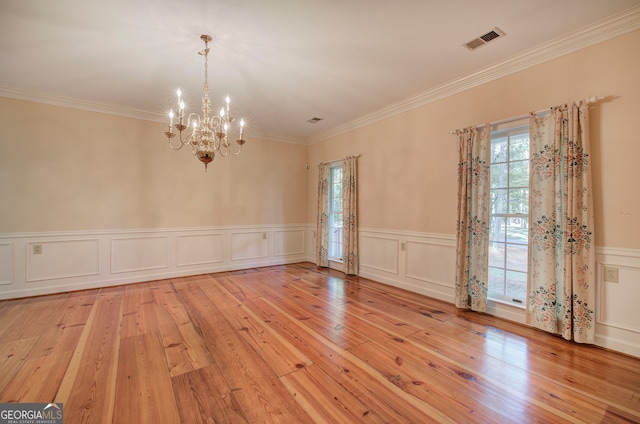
(316, 163, 330, 267)
(454, 125, 491, 312)
(342, 156, 358, 275)
(528, 102, 595, 343)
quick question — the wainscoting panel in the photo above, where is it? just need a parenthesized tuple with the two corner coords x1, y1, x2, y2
(359, 234, 399, 275)
(0, 225, 308, 300)
(111, 236, 169, 274)
(405, 240, 455, 288)
(358, 228, 455, 303)
(353, 227, 640, 358)
(231, 231, 269, 261)
(306, 228, 317, 263)
(176, 233, 224, 267)
(598, 268, 640, 333)
(0, 243, 13, 285)
(274, 229, 305, 257)
(595, 247, 640, 357)
(1, 225, 637, 358)
(26, 239, 100, 282)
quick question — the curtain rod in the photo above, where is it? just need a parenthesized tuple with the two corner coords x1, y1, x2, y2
(317, 154, 361, 166)
(450, 96, 603, 135)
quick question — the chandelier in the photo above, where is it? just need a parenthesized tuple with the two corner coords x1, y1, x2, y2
(163, 34, 246, 171)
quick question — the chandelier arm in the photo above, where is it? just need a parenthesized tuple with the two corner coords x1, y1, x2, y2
(226, 142, 242, 155)
(187, 113, 201, 124)
(178, 127, 194, 147)
(167, 136, 187, 150)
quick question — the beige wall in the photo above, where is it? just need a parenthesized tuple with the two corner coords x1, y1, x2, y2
(1, 29, 638, 249)
(1, 30, 639, 355)
(0, 99, 308, 233)
(308, 29, 640, 250)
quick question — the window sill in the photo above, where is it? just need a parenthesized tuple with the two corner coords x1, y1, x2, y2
(328, 259, 344, 272)
(488, 297, 526, 310)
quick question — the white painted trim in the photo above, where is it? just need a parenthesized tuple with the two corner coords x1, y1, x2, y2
(358, 227, 455, 304)
(0, 242, 14, 286)
(486, 299, 526, 324)
(176, 233, 225, 267)
(110, 236, 170, 274)
(0, 85, 164, 122)
(1, 8, 638, 146)
(594, 331, 640, 359)
(359, 234, 400, 275)
(0, 224, 309, 300)
(0, 223, 310, 239)
(0, 85, 306, 145)
(355, 225, 640, 358)
(307, 6, 640, 144)
(273, 229, 306, 257)
(25, 238, 101, 282)
(3, 222, 638, 357)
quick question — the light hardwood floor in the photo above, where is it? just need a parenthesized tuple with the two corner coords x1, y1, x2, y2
(0, 262, 638, 423)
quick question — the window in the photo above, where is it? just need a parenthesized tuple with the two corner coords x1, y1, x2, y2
(328, 165, 343, 261)
(488, 125, 529, 305)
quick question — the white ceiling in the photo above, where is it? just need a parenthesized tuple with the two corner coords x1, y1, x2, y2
(1, 0, 639, 143)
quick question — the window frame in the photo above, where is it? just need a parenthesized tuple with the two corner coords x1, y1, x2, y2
(488, 124, 530, 307)
(328, 164, 343, 262)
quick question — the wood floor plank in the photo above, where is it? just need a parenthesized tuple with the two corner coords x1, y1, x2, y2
(28, 290, 98, 359)
(0, 337, 40, 395)
(0, 350, 74, 403)
(245, 271, 370, 349)
(0, 293, 70, 342)
(349, 339, 582, 423)
(409, 328, 640, 421)
(55, 287, 124, 423)
(459, 308, 640, 387)
(199, 275, 313, 377)
(273, 277, 559, 421)
(121, 283, 160, 338)
(407, 308, 640, 403)
(113, 332, 181, 424)
(244, 296, 455, 423)
(340, 280, 454, 326)
(0, 263, 637, 423)
(150, 284, 214, 377)
(174, 281, 313, 423)
(212, 271, 265, 301)
(284, 277, 423, 338)
(280, 273, 428, 343)
(172, 365, 248, 423)
(279, 364, 382, 423)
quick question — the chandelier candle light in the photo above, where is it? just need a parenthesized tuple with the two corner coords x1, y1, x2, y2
(163, 34, 246, 171)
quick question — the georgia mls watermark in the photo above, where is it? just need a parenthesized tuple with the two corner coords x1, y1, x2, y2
(0, 403, 63, 424)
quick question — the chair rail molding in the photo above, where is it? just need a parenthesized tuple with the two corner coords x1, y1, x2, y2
(0, 224, 308, 300)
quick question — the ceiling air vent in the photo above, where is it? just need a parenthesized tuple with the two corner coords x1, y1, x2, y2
(464, 27, 505, 51)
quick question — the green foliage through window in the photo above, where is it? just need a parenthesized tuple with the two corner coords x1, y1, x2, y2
(328, 165, 343, 260)
(488, 128, 529, 304)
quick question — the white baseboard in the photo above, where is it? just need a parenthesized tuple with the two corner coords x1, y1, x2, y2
(2, 224, 638, 358)
(353, 226, 640, 358)
(0, 225, 308, 300)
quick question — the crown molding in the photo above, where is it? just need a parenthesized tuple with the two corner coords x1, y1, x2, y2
(307, 5, 640, 145)
(245, 130, 307, 145)
(0, 85, 307, 145)
(0, 85, 166, 122)
(1, 6, 638, 146)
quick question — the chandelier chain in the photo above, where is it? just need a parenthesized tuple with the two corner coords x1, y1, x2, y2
(203, 40, 209, 99)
